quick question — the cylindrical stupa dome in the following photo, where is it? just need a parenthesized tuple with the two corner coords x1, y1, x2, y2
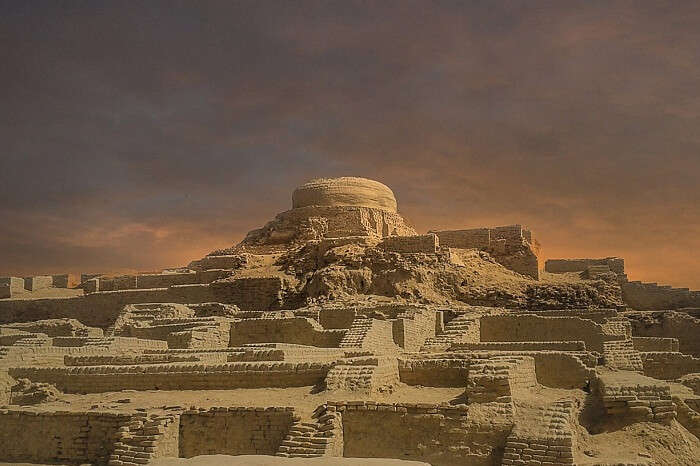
(292, 177, 398, 212)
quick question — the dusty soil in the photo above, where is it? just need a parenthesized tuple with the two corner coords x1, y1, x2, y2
(28, 384, 465, 418)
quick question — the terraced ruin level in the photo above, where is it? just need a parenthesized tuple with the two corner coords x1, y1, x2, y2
(1, 177, 699, 465)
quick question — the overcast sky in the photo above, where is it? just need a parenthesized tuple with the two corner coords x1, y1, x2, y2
(1, 1, 699, 288)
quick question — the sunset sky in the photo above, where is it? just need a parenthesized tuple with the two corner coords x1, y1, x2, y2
(1, 1, 699, 288)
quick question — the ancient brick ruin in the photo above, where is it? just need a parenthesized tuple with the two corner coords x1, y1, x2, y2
(0, 177, 698, 465)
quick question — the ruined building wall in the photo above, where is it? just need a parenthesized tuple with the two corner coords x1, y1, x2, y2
(625, 311, 700, 357)
(480, 315, 623, 352)
(622, 281, 700, 311)
(179, 408, 295, 457)
(0, 410, 129, 464)
(228, 317, 345, 347)
(337, 402, 511, 466)
(432, 225, 540, 279)
(545, 257, 625, 275)
(392, 309, 437, 351)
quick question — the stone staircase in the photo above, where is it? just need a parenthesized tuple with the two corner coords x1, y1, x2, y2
(338, 318, 373, 348)
(276, 407, 340, 458)
(422, 314, 479, 350)
(108, 413, 178, 465)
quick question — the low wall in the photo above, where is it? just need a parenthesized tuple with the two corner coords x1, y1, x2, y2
(10, 361, 331, 393)
(336, 401, 511, 466)
(179, 407, 295, 457)
(392, 309, 436, 351)
(433, 228, 491, 249)
(545, 257, 625, 275)
(51, 274, 70, 288)
(595, 372, 675, 424)
(632, 337, 679, 352)
(480, 315, 621, 352)
(622, 281, 700, 311)
(0, 410, 129, 464)
(23, 275, 53, 291)
(398, 357, 470, 387)
(640, 352, 700, 380)
(229, 318, 345, 347)
(211, 277, 284, 311)
(625, 311, 700, 357)
(449, 341, 586, 351)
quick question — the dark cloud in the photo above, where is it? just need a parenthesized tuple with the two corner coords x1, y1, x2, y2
(1, 1, 699, 287)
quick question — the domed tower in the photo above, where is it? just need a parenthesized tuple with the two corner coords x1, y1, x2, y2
(195, 177, 417, 259)
(292, 177, 398, 212)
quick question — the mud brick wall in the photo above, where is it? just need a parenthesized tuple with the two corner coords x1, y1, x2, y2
(596, 374, 676, 424)
(451, 350, 594, 389)
(600, 317, 632, 338)
(0, 370, 12, 405)
(527, 352, 594, 389)
(503, 400, 576, 466)
(545, 257, 625, 275)
(622, 281, 700, 311)
(466, 355, 537, 404)
(10, 361, 331, 392)
(632, 337, 679, 352)
(392, 309, 436, 351)
(210, 277, 284, 310)
(450, 341, 587, 351)
(433, 228, 491, 249)
(0, 410, 130, 464)
(640, 352, 700, 380)
(398, 356, 470, 387)
(0, 277, 25, 295)
(179, 407, 295, 457)
(167, 323, 231, 349)
(520, 308, 618, 322)
(380, 234, 439, 254)
(625, 311, 700, 357)
(325, 356, 399, 393)
(339, 318, 398, 352)
(480, 315, 623, 352)
(319, 308, 357, 329)
(110, 412, 180, 465)
(335, 401, 511, 466)
(51, 274, 70, 288)
(64, 353, 228, 366)
(23, 275, 53, 291)
(135, 270, 228, 289)
(602, 339, 643, 371)
(229, 318, 344, 347)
